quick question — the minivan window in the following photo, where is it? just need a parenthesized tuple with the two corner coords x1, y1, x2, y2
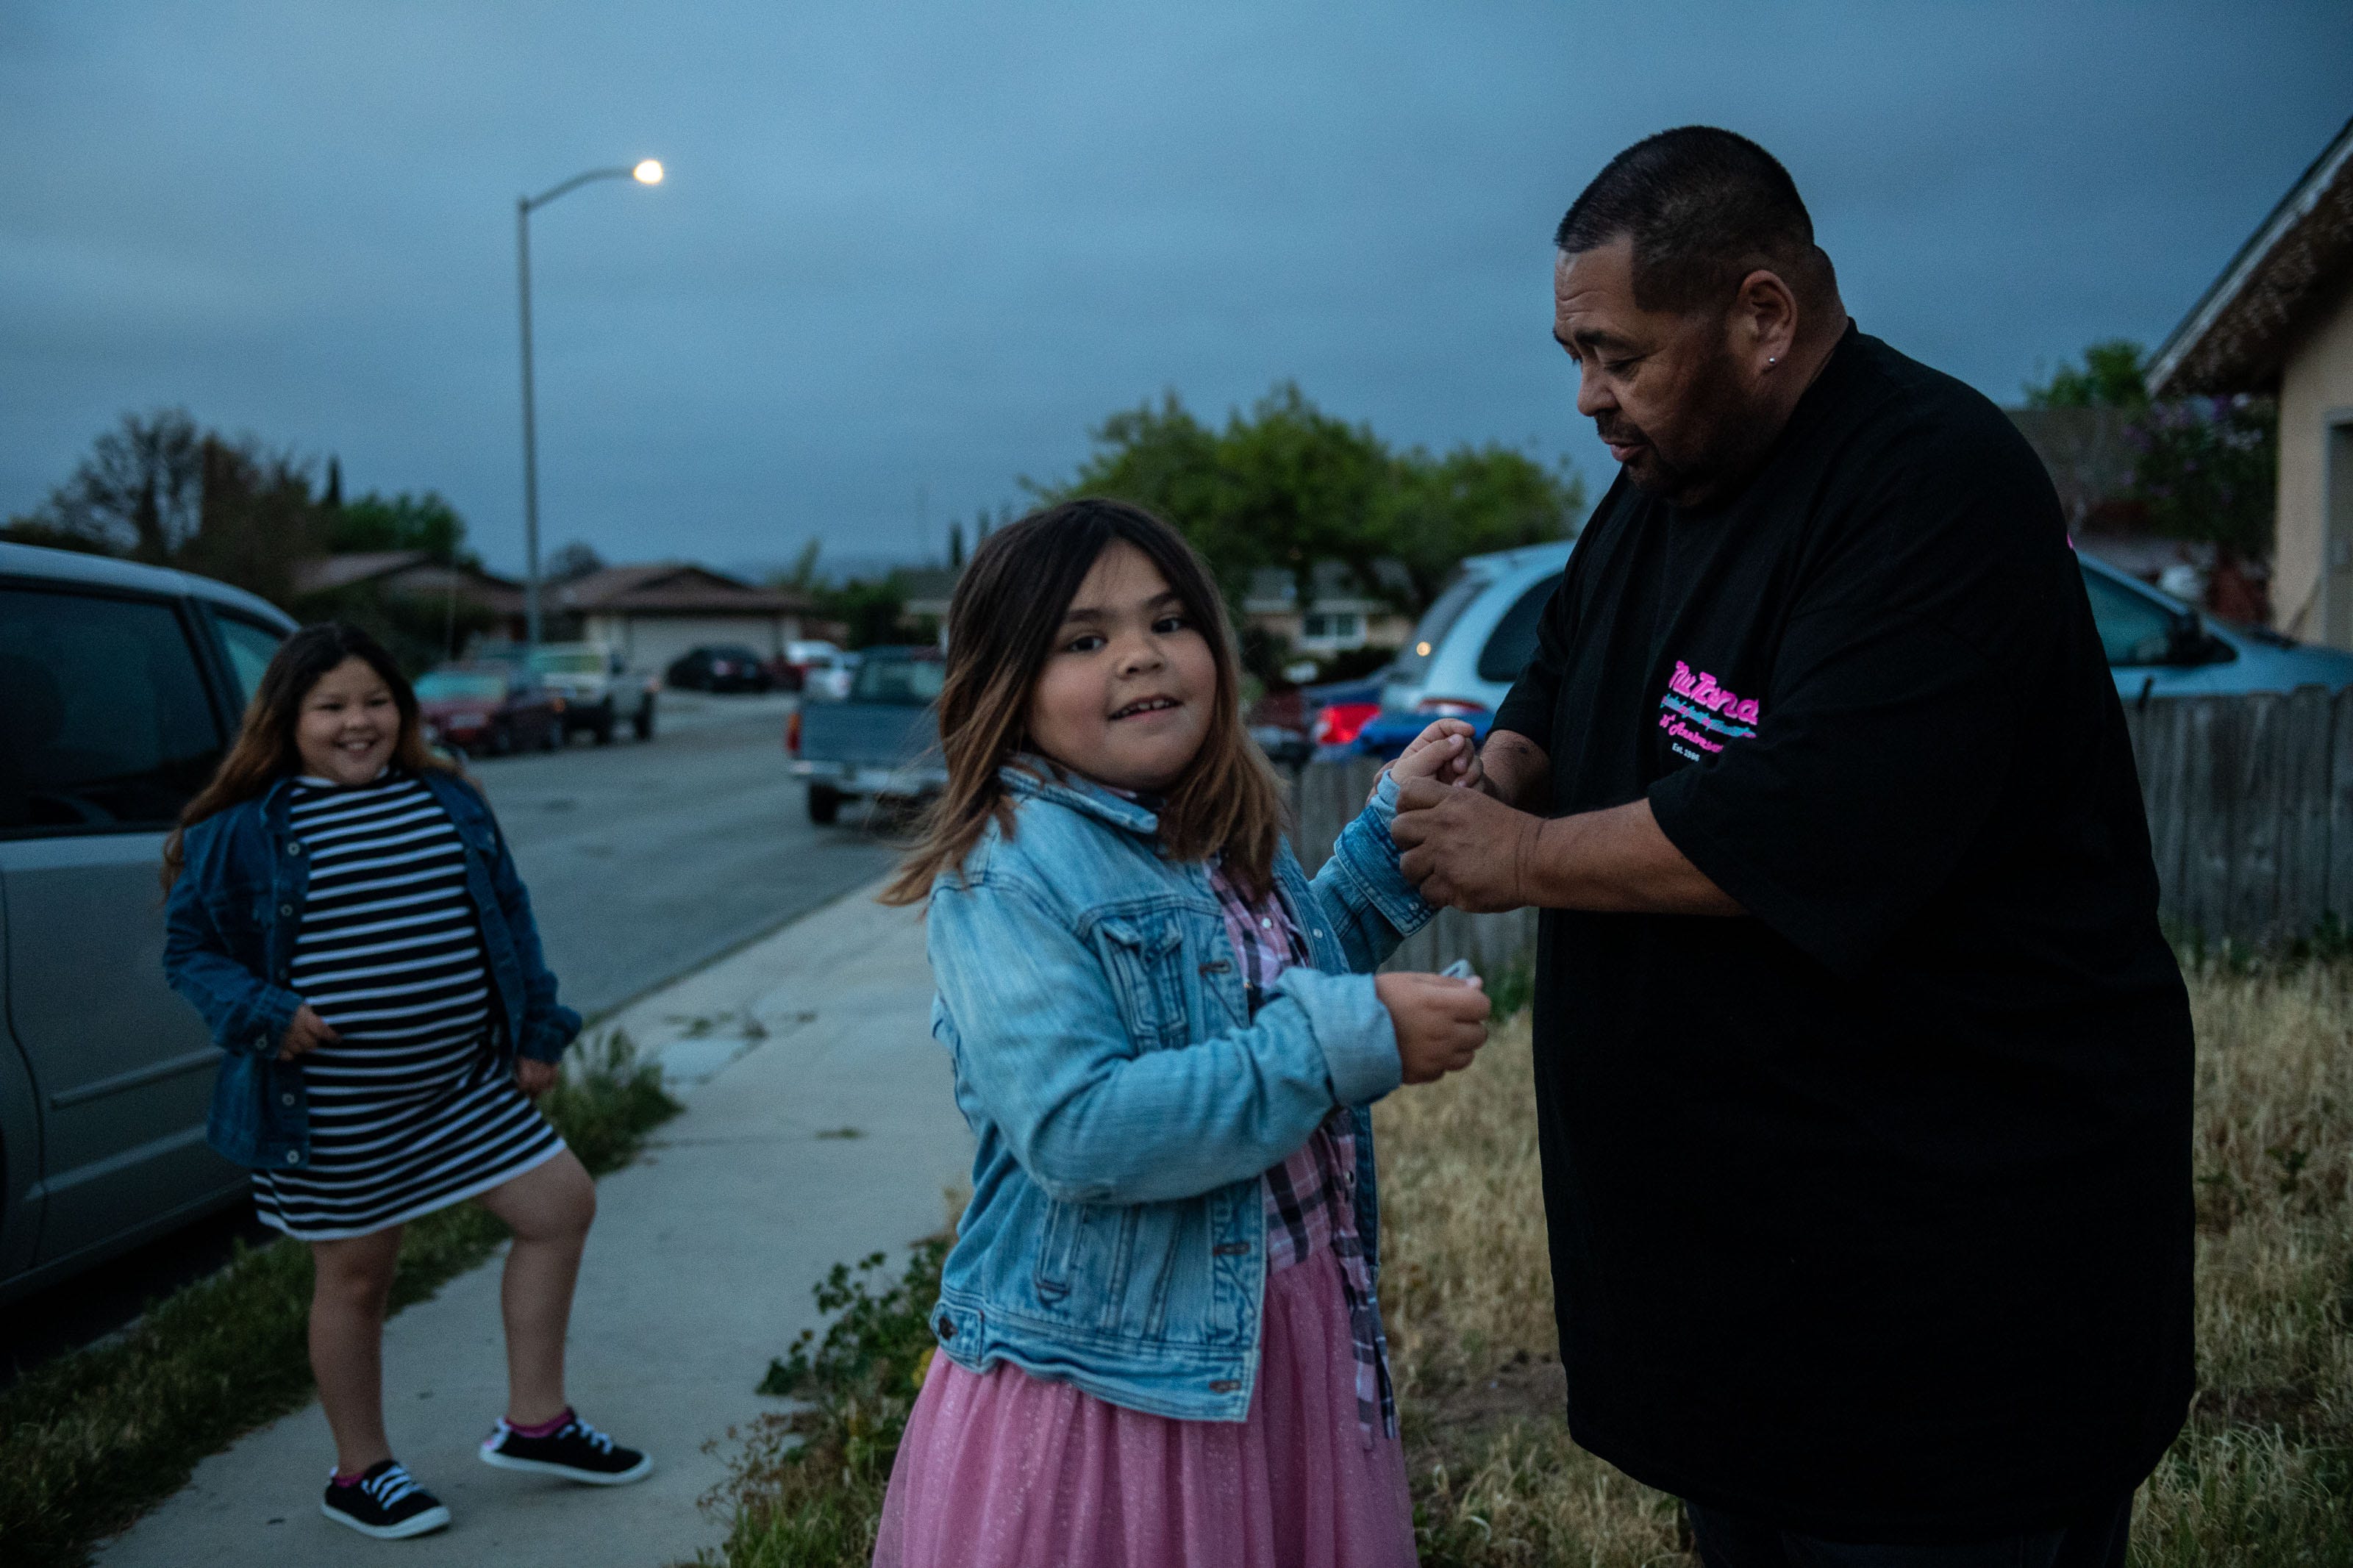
(1389, 573, 1489, 684)
(1476, 574, 1563, 683)
(0, 588, 224, 834)
(214, 613, 285, 704)
(2080, 567, 2179, 666)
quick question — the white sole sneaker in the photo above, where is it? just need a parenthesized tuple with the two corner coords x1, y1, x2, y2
(478, 1447, 654, 1486)
(319, 1497, 452, 1539)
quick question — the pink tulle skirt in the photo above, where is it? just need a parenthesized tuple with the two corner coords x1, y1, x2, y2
(874, 1247, 1418, 1568)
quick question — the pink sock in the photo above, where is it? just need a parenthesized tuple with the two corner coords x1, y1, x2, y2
(505, 1407, 572, 1439)
(330, 1468, 368, 1487)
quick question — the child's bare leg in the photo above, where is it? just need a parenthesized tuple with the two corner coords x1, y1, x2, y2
(474, 1151, 596, 1426)
(310, 1227, 405, 1473)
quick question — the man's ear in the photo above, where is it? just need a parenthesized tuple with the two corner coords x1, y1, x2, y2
(1734, 268, 1800, 369)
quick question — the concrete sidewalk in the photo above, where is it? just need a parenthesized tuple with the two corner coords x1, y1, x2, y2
(98, 880, 971, 1568)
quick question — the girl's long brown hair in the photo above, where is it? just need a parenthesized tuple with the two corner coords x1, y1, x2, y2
(161, 622, 454, 889)
(880, 498, 1287, 906)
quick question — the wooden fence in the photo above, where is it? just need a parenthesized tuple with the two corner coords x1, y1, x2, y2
(1293, 685, 2353, 961)
(2124, 687, 2353, 947)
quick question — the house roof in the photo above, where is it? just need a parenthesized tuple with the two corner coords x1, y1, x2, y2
(290, 551, 524, 613)
(1243, 560, 1413, 612)
(2148, 113, 2353, 397)
(291, 550, 431, 595)
(557, 562, 812, 617)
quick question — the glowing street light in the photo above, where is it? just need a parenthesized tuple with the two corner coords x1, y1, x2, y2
(515, 159, 663, 645)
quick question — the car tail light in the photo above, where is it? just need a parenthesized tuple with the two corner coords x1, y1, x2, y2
(786, 709, 802, 756)
(1312, 701, 1382, 748)
(1414, 697, 1490, 720)
(549, 696, 565, 713)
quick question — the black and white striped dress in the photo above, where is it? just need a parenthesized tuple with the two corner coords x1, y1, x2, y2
(251, 770, 565, 1241)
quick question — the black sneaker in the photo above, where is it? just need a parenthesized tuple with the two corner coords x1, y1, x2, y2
(319, 1459, 451, 1539)
(477, 1409, 652, 1485)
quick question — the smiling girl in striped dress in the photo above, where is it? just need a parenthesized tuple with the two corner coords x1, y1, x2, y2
(164, 623, 649, 1541)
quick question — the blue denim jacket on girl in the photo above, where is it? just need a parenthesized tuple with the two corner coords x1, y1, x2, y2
(162, 770, 581, 1173)
(924, 762, 1435, 1422)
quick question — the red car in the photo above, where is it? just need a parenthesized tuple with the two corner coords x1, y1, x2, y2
(415, 663, 565, 757)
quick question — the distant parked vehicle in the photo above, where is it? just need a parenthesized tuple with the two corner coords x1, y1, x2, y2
(774, 639, 849, 697)
(797, 646, 859, 703)
(415, 663, 564, 756)
(0, 540, 296, 1305)
(1248, 673, 1388, 766)
(1354, 541, 1574, 759)
(528, 642, 659, 742)
(666, 643, 775, 693)
(2079, 551, 2353, 697)
(786, 645, 946, 824)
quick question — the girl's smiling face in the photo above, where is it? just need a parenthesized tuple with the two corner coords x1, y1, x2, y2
(1026, 542, 1218, 795)
(295, 656, 400, 784)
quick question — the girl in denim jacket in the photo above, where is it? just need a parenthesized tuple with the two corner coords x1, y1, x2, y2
(162, 624, 648, 1541)
(873, 500, 1490, 1568)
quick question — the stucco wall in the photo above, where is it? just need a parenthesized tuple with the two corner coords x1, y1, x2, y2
(2277, 273, 2353, 645)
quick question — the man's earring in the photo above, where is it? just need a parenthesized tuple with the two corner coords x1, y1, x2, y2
(1767, 355, 1779, 368)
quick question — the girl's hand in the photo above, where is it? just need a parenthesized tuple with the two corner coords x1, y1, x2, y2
(276, 1004, 340, 1062)
(514, 1058, 560, 1098)
(1384, 719, 1484, 795)
(1376, 971, 1490, 1084)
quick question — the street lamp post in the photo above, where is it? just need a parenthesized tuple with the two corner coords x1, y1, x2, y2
(515, 158, 662, 647)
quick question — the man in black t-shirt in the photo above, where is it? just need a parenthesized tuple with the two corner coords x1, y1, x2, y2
(1391, 129, 2190, 1567)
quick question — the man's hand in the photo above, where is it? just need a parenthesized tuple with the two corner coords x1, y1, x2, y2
(1391, 776, 1548, 912)
(1375, 971, 1490, 1084)
(276, 1004, 340, 1062)
(514, 1058, 560, 1097)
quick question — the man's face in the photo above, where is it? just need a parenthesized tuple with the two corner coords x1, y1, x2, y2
(1554, 238, 1757, 507)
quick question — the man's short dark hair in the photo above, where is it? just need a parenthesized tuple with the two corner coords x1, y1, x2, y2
(1556, 126, 1834, 315)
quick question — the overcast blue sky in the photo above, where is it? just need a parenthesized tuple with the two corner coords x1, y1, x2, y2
(4, 2, 2348, 578)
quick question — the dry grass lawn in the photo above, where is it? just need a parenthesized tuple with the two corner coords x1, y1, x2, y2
(1374, 960, 2353, 1567)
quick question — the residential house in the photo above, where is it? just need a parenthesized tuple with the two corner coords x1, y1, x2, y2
(553, 563, 814, 670)
(290, 551, 527, 642)
(2148, 112, 2353, 648)
(1243, 562, 1413, 655)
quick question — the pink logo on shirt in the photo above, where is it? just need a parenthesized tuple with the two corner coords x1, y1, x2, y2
(1658, 660, 1761, 761)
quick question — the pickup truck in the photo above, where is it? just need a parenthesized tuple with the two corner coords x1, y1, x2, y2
(785, 645, 947, 824)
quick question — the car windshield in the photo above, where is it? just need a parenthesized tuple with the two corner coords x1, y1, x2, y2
(1388, 573, 1489, 687)
(1476, 573, 1562, 682)
(2080, 567, 2180, 666)
(712, 648, 763, 663)
(851, 657, 946, 705)
(415, 671, 508, 700)
(531, 651, 605, 675)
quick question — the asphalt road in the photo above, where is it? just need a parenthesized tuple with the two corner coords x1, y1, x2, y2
(469, 692, 900, 1020)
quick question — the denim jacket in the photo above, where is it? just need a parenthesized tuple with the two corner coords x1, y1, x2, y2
(924, 762, 1435, 1422)
(162, 769, 580, 1172)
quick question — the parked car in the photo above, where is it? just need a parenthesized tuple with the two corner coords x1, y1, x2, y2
(796, 645, 860, 703)
(527, 642, 658, 742)
(415, 663, 564, 756)
(2079, 551, 2353, 697)
(666, 643, 775, 693)
(0, 541, 297, 1304)
(786, 645, 946, 823)
(774, 639, 850, 697)
(1248, 673, 1388, 766)
(1354, 541, 1574, 759)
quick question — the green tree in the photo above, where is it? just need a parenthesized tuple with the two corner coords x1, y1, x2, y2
(2129, 396, 2278, 562)
(2023, 339, 2149, 409)
(4, 408, 205, 560)
(327, 490, 469, 562)
(1045, 383, 1583, 617)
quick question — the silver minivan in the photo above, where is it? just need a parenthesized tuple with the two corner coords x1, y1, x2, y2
(0, 542, 294, 1303)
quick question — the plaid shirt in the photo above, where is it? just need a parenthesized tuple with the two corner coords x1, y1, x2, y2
(1209, 860, 1397, 1445)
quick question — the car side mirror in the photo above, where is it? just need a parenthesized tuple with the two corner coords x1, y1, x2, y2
(2165, 614, 2215, 667)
